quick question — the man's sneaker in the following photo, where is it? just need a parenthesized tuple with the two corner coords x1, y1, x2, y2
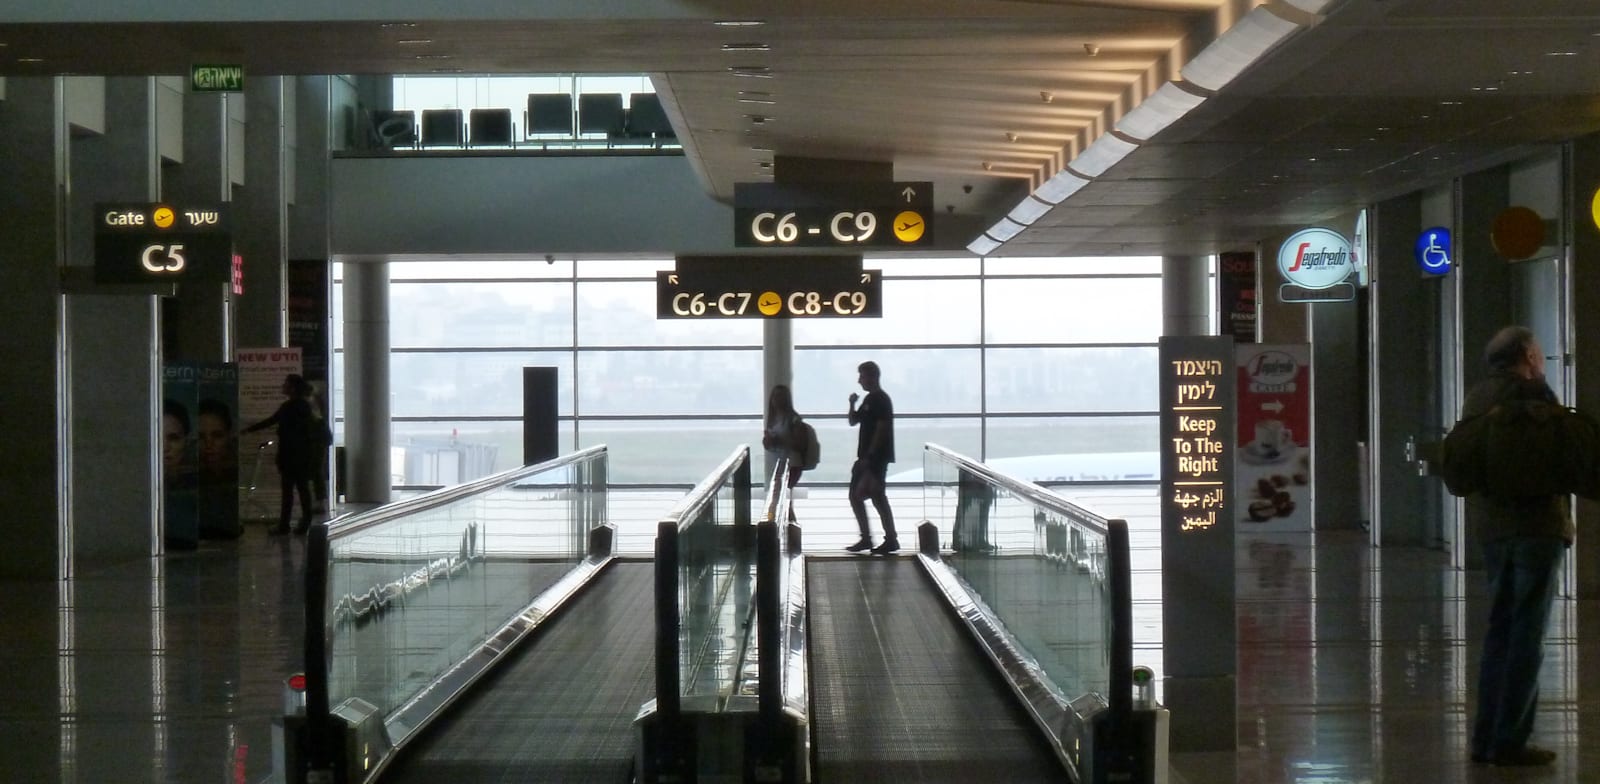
(845, 539, 873, 553)
(871, 539, 901, 555)
(1491, 745, 1556, 767)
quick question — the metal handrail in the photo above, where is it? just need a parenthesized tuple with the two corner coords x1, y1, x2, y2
(325, 444, 608, 541)
(924, 443, 1111, 537)
(661, 444, 750, 532)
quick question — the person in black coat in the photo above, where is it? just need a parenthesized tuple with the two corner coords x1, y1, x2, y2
(244, 373, 318, 535)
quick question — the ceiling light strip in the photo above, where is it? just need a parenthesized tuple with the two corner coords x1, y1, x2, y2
(1179, 6, 1302, 92)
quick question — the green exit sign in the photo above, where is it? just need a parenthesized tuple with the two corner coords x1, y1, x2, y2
(191, 64, 244, 93)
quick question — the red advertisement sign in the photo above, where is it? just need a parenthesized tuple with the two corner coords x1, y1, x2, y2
(1235, 344, 1312, 532)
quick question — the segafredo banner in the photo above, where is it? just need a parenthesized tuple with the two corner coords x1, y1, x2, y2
(1277, 227, 1355, 303)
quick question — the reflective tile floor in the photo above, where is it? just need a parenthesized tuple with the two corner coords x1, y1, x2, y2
(1, 485, 1596, 783)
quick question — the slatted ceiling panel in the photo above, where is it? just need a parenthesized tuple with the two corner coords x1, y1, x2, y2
(9, 0, 1600, 256)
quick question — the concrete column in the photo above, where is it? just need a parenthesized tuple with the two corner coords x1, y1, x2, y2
(65, 76, 164, 566)
(1369, 192, 1437, 547)
(0, 77, 67, 581)
(762, 318, 793, 480)
(235, 77, 289, 351)
(1161, 255, 1209, 336)
(344, 261, 391, 504)
(1568, 133, 1600, 599)
(1308, 212, 1366, 533)
(167, 88, 232, 360)
(0, 76, 66, 782)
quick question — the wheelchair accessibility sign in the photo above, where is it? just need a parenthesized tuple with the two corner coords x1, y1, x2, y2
(1414, 227, 1453, 276)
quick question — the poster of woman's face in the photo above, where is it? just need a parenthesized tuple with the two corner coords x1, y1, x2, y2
(162, 401, 190, 472)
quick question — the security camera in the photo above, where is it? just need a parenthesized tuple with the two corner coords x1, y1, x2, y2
(946, 205, 956, 214)
(1084, 43, 1100, 56)
(544, 254, 555, 265)
(962, 184, 973, 194)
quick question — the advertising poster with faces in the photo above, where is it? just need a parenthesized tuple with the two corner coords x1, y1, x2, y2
(1235, 344, 1312, 532)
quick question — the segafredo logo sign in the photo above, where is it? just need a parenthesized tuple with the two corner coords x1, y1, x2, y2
(1278, 228, 1353, 290)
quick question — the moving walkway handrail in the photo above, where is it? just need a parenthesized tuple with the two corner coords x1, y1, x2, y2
(755, 456, 808, 782)
(323, 443, 608, 540)
(302, 445, 610, 780)
(653, 445, 751, 732)
(925, 442, 1110, 537)
(922, 443, 1135, 779)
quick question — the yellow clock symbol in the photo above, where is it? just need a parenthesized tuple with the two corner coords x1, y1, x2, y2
(152, 206, 176, 229)
(757, 291, 783, 316)
(892, 210, 925, 243)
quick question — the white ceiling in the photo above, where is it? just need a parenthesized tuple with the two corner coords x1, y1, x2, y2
(3, 0, 1599, 256)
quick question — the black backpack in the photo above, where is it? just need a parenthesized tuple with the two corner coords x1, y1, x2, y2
(1439, 400, 1600, 499)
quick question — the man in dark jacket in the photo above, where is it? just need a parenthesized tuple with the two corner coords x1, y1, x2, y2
(1466, 326, 1571, 767)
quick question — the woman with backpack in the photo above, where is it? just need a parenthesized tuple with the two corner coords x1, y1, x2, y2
(762, 384, 809, 519)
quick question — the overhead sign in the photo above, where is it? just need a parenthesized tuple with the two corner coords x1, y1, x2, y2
(733, 181, 933, 248)
(657, 255, 882, 319)
(94, 203, 232, 285)
(1414, 227, 1453, 276)
(1277, 227, 1354, 303)
(191, 64, 244, 93)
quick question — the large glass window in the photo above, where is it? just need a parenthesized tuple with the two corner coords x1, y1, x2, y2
(333, 255, 1168, 486)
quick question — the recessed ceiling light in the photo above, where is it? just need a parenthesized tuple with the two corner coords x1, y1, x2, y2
(1439, 100, 1462, 106)
(751, 146, 773, 152)
(738, 98, 776, 105)
(18, 57, 43, 63)
(414, 54, 452, 60)
(721, 43, 770, 52)
(430, 68, 464, 73)
(1546, 51, 1578, 56)
(744, 115, 771, 124)
(380, 22, 417, 28)
(397, 39, 434, 45)
(738, 90, 770, 97)
(714, 20, 766, 27)
(758, 161, 773, 168)
(729, 66, 772, 78)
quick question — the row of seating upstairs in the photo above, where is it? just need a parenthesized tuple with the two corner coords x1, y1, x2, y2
(285, 443, 1159, 784)
(368, 92, 676, 150)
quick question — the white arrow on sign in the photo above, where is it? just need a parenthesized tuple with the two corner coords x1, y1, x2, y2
(668, 274, 679, 285)
(901, 186, 916, 202)
(860, 272, 872, 283)
(1261, 400, 1284, 414)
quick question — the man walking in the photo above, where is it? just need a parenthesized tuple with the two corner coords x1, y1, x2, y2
(846, 361, 898, 554)
(1467, 326, 1571, 767)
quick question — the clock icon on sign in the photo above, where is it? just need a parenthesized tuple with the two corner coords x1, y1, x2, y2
(892, 211, 925, 243)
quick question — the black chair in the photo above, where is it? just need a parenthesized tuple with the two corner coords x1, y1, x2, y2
(419, 109, 464, 148)
(525, 93, 574, 140)
(368, 109, 416, 149)
(578, 93, 626, 144)
(469, 108, 514, 147)
(626, 93, 675, 146)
